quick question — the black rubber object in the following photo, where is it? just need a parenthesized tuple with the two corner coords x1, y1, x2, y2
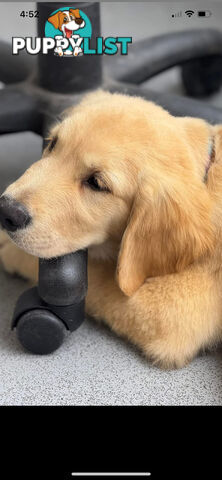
(12, 284, 86, 332)
(181, 55, 222, 97)
(104, 29, 222, 85)
(16, 309, 66, 355)
(0, 39, 36, 84)
(38, 250, 88, 306)
(12, 250, 87, 354)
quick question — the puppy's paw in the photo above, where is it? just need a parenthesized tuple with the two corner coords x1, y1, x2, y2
(0, 237, 38, 283)
(145, 338, 193, 370)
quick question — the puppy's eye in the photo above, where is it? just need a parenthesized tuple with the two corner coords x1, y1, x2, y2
(84, 174, 109, 192)
(64, 17, 68, 22)
(70, 15, 74, 20)
(48, 136, 58, 153)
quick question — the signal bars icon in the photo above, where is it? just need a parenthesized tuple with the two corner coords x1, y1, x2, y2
(171, 11, 182, 18)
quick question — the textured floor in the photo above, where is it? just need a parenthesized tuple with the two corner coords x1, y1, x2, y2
(1, 268, 222, 406)
(0, 2, 222, 405)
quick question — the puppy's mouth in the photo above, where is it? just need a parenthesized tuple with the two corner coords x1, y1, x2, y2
(64, 27, 73, 39)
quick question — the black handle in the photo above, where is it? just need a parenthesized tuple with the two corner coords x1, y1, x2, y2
(105, 29, 222, 84)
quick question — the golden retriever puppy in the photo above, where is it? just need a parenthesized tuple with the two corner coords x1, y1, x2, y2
(1, 90, 222, 368)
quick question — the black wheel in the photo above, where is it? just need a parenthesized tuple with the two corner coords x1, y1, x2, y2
(181, 55, 222, 97)
(16, 309, 66, 355)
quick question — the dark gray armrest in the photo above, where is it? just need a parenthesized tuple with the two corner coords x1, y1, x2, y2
(0, 40, 36, 84)
(105, 29, 222, 84)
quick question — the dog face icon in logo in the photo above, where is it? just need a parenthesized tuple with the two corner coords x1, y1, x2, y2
(45, 7, 91, 57)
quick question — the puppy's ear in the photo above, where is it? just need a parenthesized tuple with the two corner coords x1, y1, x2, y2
(70, 8, 81, 18)
(48, 11, 62, 30)
(116, 181, 214, 296)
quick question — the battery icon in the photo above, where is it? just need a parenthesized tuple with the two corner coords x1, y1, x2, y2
(198, 10, 212, 17)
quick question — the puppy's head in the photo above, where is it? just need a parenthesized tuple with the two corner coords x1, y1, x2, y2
(48, 8, 84, 34)
(0, 91, 217, 295)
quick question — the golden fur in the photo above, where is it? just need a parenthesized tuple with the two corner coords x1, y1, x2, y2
(1, 90, 222, 368)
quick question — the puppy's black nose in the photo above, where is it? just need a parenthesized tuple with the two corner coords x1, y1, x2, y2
(0, 196, 31, 232)
(75, 17, 83, 25)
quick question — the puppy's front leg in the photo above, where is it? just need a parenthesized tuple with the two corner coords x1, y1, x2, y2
(86, 259, 222, 369)
(0, 231, 38, 283)
(54, 37, 64, 57)
(86, 258, 160, 358)
(73, 46, 83, 56)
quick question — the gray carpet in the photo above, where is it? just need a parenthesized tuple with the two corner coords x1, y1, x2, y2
(1, 274, 222, 405)
(1, 2, 222, 405)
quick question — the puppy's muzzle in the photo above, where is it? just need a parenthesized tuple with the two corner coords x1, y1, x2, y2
(0, 196, 31, 232)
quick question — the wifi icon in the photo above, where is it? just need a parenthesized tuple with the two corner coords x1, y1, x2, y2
(185, 10, 195, 17)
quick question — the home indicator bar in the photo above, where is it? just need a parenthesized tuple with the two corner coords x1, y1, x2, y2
(71, 474, 151, 477)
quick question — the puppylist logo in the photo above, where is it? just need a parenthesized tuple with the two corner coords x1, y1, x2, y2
(12, 6, 132, 57)
(45, 7, 91, 57)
